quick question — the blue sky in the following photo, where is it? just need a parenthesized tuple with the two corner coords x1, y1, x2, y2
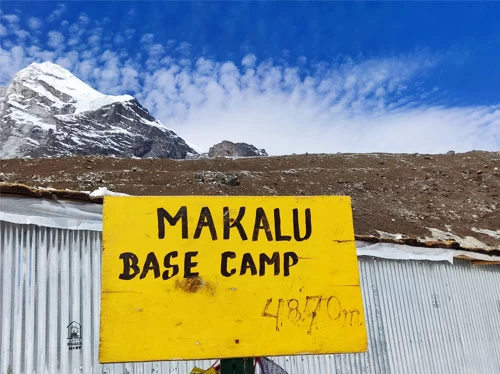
(1, 1, 499, 154)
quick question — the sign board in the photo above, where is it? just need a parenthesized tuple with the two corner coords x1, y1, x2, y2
(99, 196, 366, 363)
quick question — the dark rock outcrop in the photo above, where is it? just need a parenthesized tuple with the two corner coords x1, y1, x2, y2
(208, 140, 268, 158)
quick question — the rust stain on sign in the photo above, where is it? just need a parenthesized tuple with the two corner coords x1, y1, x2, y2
(176, 276, 206, 293)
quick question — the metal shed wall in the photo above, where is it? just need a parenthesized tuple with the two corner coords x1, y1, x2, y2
(1, 221, 500, 374)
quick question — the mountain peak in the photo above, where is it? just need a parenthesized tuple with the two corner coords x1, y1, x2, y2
(23, 61, 76, 80)
(0, 62, 196, 159)
(13, 61, 134, 114)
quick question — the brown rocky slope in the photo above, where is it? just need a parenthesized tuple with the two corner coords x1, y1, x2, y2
(1, 151, 499, 253)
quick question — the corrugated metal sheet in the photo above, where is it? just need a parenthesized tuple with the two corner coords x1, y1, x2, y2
(272, 258, 500, 373)
(1, 221, 500, 373)
(0, 222, 213, 374)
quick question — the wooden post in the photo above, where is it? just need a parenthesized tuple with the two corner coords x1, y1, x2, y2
(220, 358, 253, 374)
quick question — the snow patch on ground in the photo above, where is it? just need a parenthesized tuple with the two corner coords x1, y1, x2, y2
(89, 187, 129, 197)
(375, 230, 404, 240)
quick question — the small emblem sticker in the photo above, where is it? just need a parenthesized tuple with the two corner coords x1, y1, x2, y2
(67, 321, 82, 350)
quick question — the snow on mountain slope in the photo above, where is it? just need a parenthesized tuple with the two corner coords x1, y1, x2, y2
(0, 87, 6, 112)
(0, 62, 196, 159)
(15, 62, 134, 114)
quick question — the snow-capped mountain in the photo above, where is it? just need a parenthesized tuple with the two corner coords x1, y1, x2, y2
(0, 62, 196, 159)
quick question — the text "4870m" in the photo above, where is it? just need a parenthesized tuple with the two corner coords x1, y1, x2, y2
(261, 296, 363, 335)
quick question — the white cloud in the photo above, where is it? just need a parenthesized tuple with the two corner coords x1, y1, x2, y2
(87, 27, 103, 46)
(124, 28, 135, 40)
(47, 31, 65, 49)
(242, 54, 257, 68)
(0, 45, 27, 83)
(78, 13, 90, 26)
(14, 29, 30, 41)
(140, 33, 154, 44)
(177, 42, 191, 56)
(148, 43, 165, 57)
(28, 17, 42, 30)
(171, 99, 500, 155)
(136, 54, 499, 154)
(47, 4, 66, 23)
(2, 14, 20, 24)
(0, 18, 498, 155)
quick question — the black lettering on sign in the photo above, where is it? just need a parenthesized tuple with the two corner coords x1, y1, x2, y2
(221, 251, 237, 277)
(118, 252, 140, 280)
(274, 209, 292, 241)
(283, 252, 299, 276)
(261, 295, 362, 335)
(157, 206, 188, 239)
(194, 207, 218, 240)
(219, 251, 299, 277)
(240, 252, 258, 276)
(117, 251, 202, 280)
(304, 296, 323, 335)
(287, 299, 302, 322)
(223, 207, 248, 240)
(259, 252, 280, 276)
(252, 207, 273, 241)
(140, 252, 160, 279)
(327, 296, 341, 321)
(184, 251, 199, 278)
(261, 298, 284, 331)
(118, 250, 301, 280)
(157, 205, 312, 242)
(162, 251, 179, 280)
(342, 309, 361, 327)
(293, 208, 312, 241)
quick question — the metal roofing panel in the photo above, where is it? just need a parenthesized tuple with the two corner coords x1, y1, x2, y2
(1, 221, 500, 373)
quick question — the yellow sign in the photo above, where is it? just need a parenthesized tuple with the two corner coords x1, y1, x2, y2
(99, 196, 366, 363)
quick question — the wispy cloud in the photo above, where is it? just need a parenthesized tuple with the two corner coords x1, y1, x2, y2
(0, 8, 498, 155)
(142, 57, 499, 154)
(46, 3, 66, 23)
(2, 14, 20, 24)
(47, 31, 65, 49)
